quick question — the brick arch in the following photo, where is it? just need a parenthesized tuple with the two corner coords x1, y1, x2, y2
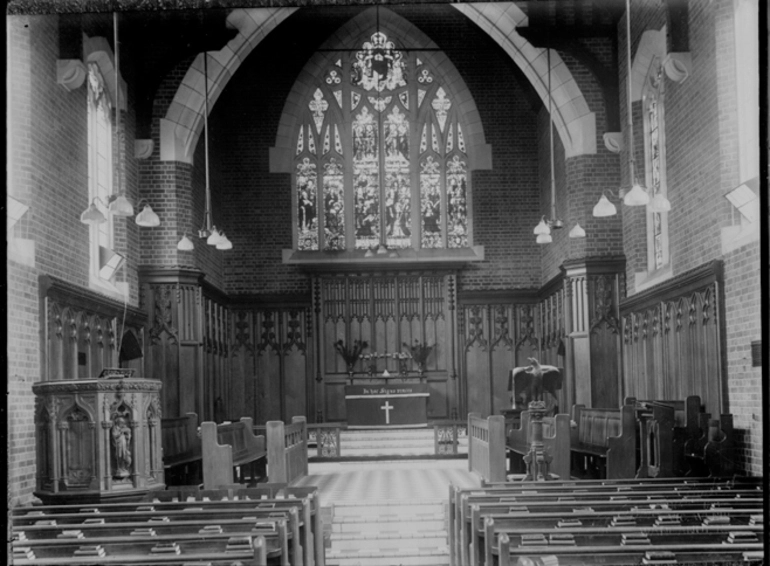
(159, 7, 298, 163)
(452, 3, 597, 158)
(269, 7, 492, 173)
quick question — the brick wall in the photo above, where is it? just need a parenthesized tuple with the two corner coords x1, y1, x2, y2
(210, 5, 542, 294)
(620, 0, 762, 474)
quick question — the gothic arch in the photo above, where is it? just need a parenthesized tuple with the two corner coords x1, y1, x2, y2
(269, 7, 491, 174)
(451, 2, 597, 158)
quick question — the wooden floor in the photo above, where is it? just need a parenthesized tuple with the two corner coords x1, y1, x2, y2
(294, 458, 481, 506)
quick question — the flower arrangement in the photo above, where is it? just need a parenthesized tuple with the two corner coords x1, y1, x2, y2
(404, 340, 434, 374)
(334, 339, 368, 374)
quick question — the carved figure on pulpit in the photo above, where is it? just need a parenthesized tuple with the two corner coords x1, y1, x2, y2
(111, 414, 132, 479)
(508, 357, 562, 415)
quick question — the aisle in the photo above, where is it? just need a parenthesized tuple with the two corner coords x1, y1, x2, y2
(293, 459, 481, 565)
(294, 458, 481, 505)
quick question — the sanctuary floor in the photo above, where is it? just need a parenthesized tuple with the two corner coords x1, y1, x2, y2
(293, 458, 481, 506)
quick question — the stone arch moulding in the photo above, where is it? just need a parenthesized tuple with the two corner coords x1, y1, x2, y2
(630, 27, 666, 103)
(160, 7, 299, 164)
(269, 7, 492, 174)
(83, 34, 127, 111)
(452, 2, 596, 158)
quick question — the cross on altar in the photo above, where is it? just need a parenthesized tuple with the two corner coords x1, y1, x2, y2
(380, 401, 394, 424)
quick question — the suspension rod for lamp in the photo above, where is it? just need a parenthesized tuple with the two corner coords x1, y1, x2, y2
(114, 12, 121, 195)
(625, 0, 636, 186)
(548, 48, 557, 223)
(203, 52, 213, 232)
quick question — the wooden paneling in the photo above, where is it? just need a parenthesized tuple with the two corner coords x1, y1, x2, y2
(620, 261, 725, 417)
(316, 272, 456, 422)
(39, 275, 147, 383)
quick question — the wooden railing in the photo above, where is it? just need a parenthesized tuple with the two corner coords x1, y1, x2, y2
(267, 417, 308, 484)
(467, 413, 506, 483)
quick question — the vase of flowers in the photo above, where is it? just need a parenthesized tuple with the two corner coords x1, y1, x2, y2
(404, 340, 434, 377)
(334, 339, 368, 381)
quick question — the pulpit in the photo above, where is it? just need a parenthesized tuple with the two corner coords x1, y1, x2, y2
(32, 375, 165, 504)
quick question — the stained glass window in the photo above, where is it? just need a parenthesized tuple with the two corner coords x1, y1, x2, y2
(643, 62, 668, 271)
(87, 62, 114, 283)
(293, 31, 471, 253)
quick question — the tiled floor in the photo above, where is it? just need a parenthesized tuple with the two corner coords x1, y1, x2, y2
(293, 459, 481, 506)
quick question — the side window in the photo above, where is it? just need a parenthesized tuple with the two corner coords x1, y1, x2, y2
(86, 62, 116, 286)
(642, 58, 669, 272)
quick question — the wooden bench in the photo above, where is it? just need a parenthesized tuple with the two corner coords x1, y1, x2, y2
(10, 485, 325, 566)
(497, 531, 763, 566)
(449, 478, 762, 566)
(161, 412, 202, 485)
(506, 411, 570, 480)
(686, 413, 736, 477)
(468, 413, 507, 483)
(201, 417, 266, 490)
(449, 476, 760, 566)
(466, 492, 762, 566)
(570, 404, 636, 479)
(266, 417, 309, 485)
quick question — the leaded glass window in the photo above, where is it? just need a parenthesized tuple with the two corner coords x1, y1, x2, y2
(87, 62, 114, 282)
(642, 60, 669, 271)
(293, 31, 471, 252)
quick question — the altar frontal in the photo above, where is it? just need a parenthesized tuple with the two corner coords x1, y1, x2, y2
(345, 383, 429, 428)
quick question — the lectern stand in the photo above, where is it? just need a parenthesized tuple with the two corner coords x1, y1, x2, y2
(32, 376, 165, 504)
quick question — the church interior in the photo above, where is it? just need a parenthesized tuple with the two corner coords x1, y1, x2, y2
(7, 0, 766, 564)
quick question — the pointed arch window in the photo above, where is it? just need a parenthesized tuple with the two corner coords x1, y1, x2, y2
(294, 32, 471, 253)
(642, 59, 669, 272)
(86, 62, 115, 284)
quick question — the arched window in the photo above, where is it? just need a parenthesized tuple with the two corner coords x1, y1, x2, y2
(642, 58, 669, 272)
(294, 31, 471, 253)
(86, 62, 115, 284)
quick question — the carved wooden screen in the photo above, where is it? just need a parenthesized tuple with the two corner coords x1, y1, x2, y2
(620, 261, 725, 417)
(459, 299, 543, 418)
(315, 272, 456, 422)
(230, 307, 312, 424)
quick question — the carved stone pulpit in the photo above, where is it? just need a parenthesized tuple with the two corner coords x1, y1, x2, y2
(32, 377, 165, 504)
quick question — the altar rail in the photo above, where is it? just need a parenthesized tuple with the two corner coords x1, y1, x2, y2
(468, 413, 506, 483)
(267, 417, 308, 484)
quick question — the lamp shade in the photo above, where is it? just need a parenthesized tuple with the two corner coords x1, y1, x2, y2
(569, 223, 586, 238)
(649, 193, 671, 213)
(216, 233, 233, 250)
(109, 195, 135, 216)
(623, 182, 650, 206)
(533, 218, 551, 235)
(80, 200, 107, 225)
(207, 227, 223, 246)
(536, 233, 552, 244)
(592, 194, 617, 217)
(177, 234, 194, 251)
(135, 204, 160, 227)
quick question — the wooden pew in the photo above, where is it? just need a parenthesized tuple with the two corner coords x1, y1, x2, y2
(506, 411, 570, 480)
(266, 417, 309, 485)
(686, 413, 736, 477)
(466, 492, 762, 566)
(201, 418, 266, 489)
(570, 404, 636, 479)
(161, 412, 202, 485)
(10, 486, 324, 566)
(497, 532, 764, 566)
(12, 532, 272, 565)
(468, 413, 507, 483)
(449, 477, 760, 566)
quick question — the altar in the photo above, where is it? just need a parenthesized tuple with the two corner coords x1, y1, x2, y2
(345, 383, 429, 428)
